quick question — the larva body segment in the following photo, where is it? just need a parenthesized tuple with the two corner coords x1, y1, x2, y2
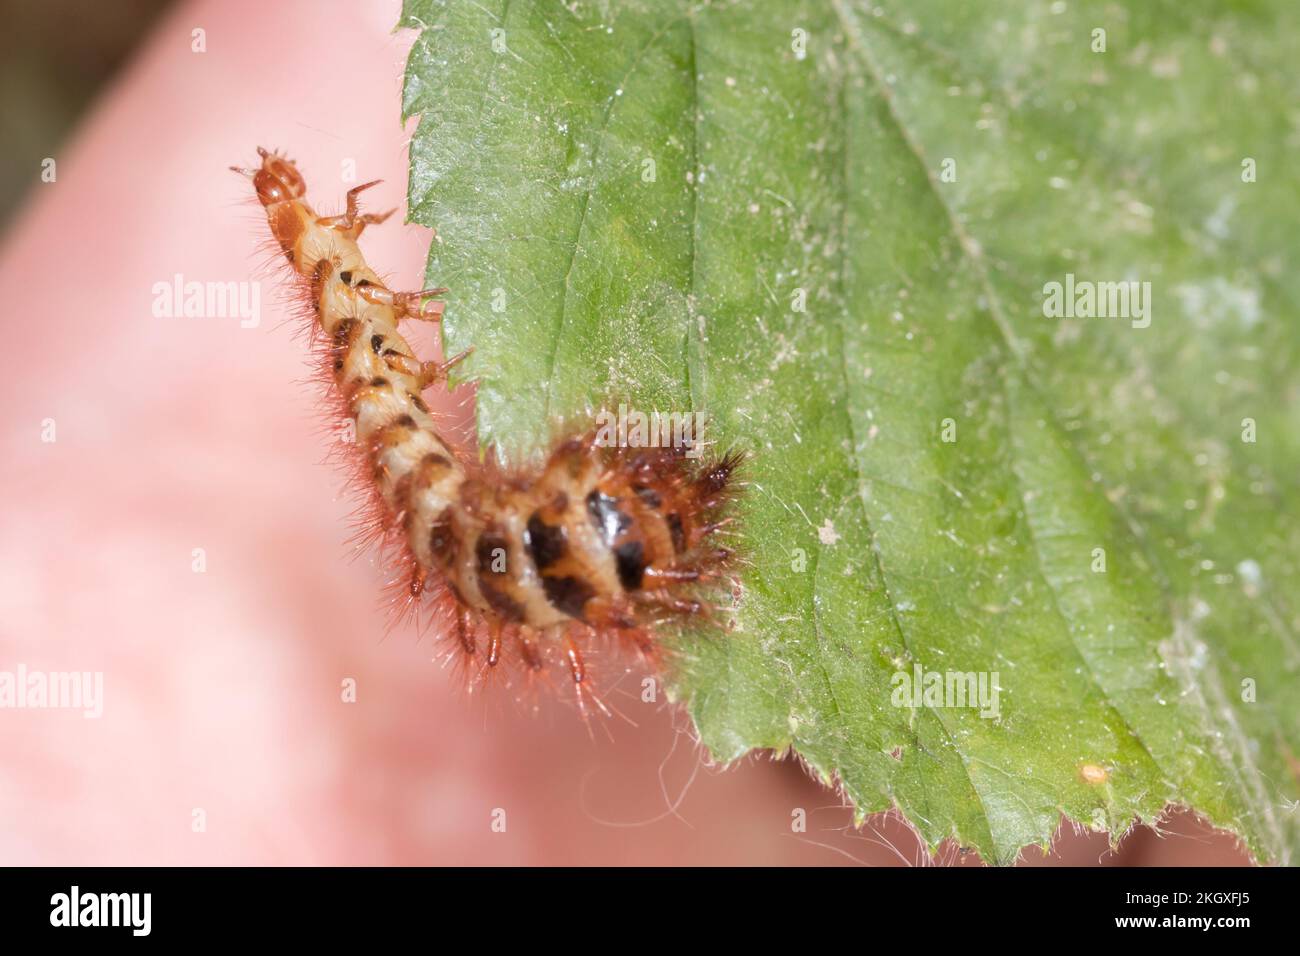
(237, 148, 741, 714)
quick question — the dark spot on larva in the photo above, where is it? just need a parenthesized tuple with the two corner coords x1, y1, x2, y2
(332, 318, 356, 347)
(392, 471, 414, 507)
(370, 334, 384, 354)
(332, 321, 358, 373)
(482, 586, 524, 622)
(409, 393, 429, 413)
(382, 347, 403, 358)
(428, 508, 454, 559)
(525, 513, 566, 569)
(370, 376, 389, 388)
(586, 490, 631, 546)
(357, 279, 373, 288)
(339, 270, 353, 285)
(392, 414, 415, 429)
(667, 513, 686, 553)
(421, 452, 450, 470)
(614, 540, 646, 590)
(633, 485, 661, 509)
(542, 574, 595, 620)
(476, 529, 509, 575)
(476, 529, 525, 621)
(309, 259, 331, 305)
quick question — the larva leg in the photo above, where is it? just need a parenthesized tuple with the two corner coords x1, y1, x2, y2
(563, 634, 586, 685)
(318, 180, 395, 236)
(517, 631, 544, 671)
(563, 633, 610, 720)
(456, 608, 476, 656)
(356, 283, 448, 322)
(379, 350, 421, 378)
(379, 346, 471, 386)
(417, 348, 474, 389)
(409, 565, 427, 597)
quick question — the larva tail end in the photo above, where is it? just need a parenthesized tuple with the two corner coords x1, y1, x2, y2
(244, 146, 307, 206)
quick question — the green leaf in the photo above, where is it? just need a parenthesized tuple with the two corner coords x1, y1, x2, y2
(401, 0, 1300, 864)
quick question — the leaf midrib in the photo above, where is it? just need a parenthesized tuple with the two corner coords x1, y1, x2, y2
(829, 0, 1279, 850)
(823, 24, 1000, 856)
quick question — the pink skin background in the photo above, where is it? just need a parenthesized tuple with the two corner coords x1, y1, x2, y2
(0, 0, 1252, 866)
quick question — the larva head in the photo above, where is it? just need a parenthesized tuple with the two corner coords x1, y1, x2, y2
(250, 147, 306, 205)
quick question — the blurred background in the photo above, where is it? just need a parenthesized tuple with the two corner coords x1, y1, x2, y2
(0, 0, 174, 229)
(0, 0, 1254, 866)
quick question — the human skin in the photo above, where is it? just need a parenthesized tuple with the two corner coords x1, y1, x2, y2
(0, 0, 1249, 866)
